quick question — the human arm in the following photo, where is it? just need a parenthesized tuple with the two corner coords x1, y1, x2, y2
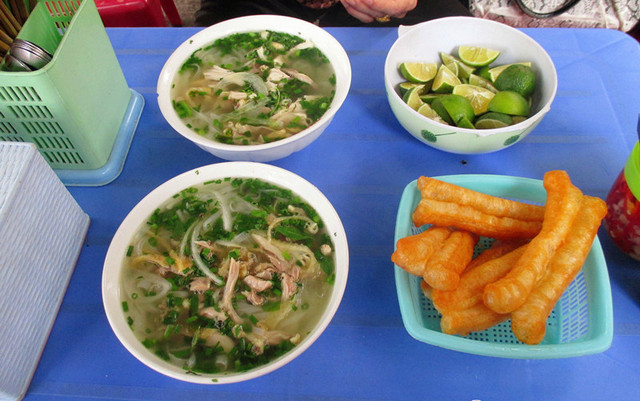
(340, 0, 417, 22)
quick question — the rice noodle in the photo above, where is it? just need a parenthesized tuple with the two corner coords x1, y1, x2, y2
(211, 190, 232, 232)
(190, 221, 224, 286)
(124, 269, 172, 304)
(121, 177, 335, 374)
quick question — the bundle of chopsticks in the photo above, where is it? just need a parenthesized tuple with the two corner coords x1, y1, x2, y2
(1, 0, 36, 58)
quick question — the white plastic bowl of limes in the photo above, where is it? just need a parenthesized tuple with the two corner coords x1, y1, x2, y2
(384, 16, 557, 154)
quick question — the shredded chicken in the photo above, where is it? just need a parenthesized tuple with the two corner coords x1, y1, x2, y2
(267, 68, 289, 83)
(252, 234, 291, 273)
(238, 325, 300, 355)
(242, 290, 265, 306)
(200, 328, 235, 352)
(132, 251, 192, 276)
(203, 65, 233, 81)
(189, 277, 211, 292)
(200, 306, 227, 322)
(280, 272, 298, 301)
(282, 68, 315, 87)
(221, 258, 243, 324)
(244, 275, 273, 292)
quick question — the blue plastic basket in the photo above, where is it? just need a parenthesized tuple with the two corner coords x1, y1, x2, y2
(393, 174, 614, 359)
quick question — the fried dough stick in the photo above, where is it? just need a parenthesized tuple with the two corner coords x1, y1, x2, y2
(423, 230, 477, 291)
(391, 226, 451, 276)
(432, 244, 527, 313)
(511, 196, 607, 345)
(484, 170, 584, 314)
(440, 304, 509, 336)
(417, 176, 545, 222)
(466, 239, 528, 272)
(419, 239, 526, 303)
(420, 280, 433, 300)
(412, 199, 543, 240)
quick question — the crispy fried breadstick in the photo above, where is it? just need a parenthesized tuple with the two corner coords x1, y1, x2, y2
(465, 239, 528, 272)
(440, 304, 510, 336)
(417, 176, 545, 222)
(484, 170, 584, 314)
(412, 199, 542, 240)
(420, 280, 433, 300)
(423, 230, 477, 291)
(432, 244, 526, 313)
(511, 196, 607, 344)
(391, 226, 452, 276)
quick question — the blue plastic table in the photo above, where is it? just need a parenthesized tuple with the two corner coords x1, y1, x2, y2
(23, 26, 640, 400)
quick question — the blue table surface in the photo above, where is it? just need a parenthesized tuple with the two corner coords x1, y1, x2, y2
(22, 26, 640, 400)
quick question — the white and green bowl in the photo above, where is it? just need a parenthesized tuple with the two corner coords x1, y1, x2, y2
(384, 17, 557, 154)
(158, 15, 351, 162)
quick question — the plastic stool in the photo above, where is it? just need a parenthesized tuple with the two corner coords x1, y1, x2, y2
(95, 0, 183, 27)
(158, 0, 183, 26)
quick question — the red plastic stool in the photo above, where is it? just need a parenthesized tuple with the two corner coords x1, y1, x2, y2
(95, 0, 183, 27)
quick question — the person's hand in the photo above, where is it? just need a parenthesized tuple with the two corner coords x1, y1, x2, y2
(340, 0, 417, 23)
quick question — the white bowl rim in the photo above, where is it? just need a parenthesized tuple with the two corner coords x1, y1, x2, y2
(102, 161, 349, 384)
(384, 16, 558, 138)
(156, 15, 352, 153)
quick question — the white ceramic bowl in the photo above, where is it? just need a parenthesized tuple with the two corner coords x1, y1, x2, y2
(384, 17, 557, 154)
(102, 162, 349, 384)
(157, 15, 352, 162)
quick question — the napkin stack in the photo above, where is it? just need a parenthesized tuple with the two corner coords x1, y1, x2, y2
(0, 142, 90, 401)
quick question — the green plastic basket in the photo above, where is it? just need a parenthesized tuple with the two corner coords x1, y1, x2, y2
(393, 174, 614, 359)
(0, 0, 142, 185)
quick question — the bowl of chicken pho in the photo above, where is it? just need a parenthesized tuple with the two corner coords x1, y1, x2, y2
(102, 162, 349, 383)
(157, 15, 352, 162)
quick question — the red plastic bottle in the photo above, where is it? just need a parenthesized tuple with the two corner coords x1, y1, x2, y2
(604, 142, 640, 261)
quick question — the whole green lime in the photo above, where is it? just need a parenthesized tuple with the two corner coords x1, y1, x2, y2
(487, 91, 530, 116)
(493, 64, 536, 98)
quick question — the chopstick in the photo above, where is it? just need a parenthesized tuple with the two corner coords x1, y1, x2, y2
(0, 0, 29, 58)
(0, 8, 18, 39)
(0, 40, 9, 55)
(7, 0, 25, 24)
(15, 0, 29, 22)
(0, 0, 22, 31)
(0, 0, 35, 59)
(0, 27, 13, 46)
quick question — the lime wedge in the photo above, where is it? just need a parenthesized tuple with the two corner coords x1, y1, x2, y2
(439, 94, 475, 126)
(432, 64, 461, 93)
(431, 98, 454, 125)
(398, 82, 425, 97)
(487, 91, 530, 116)
(458, 46, 501, 67)
(452, 84, 495, 115)
(440, 52, 475, 80)
(399, 62, 438, 83)
(444, 61, 459, 77)
(475, 111, 513, 129)
(420, 93, 445, 104)
(456, 116, 475, 129)
(512, 115, 528, 124)
(487, 62, 532, 82)
(476, 66, 492, 81)
(468, 74, 497, 93)
(475, 119, 508, 129)
(403, 86, 424, 110)
(416, 103, 439, 119)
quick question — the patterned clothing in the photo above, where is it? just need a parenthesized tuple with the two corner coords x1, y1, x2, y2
(297, 0, 340, 8)
(196, 0, 472, 27)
